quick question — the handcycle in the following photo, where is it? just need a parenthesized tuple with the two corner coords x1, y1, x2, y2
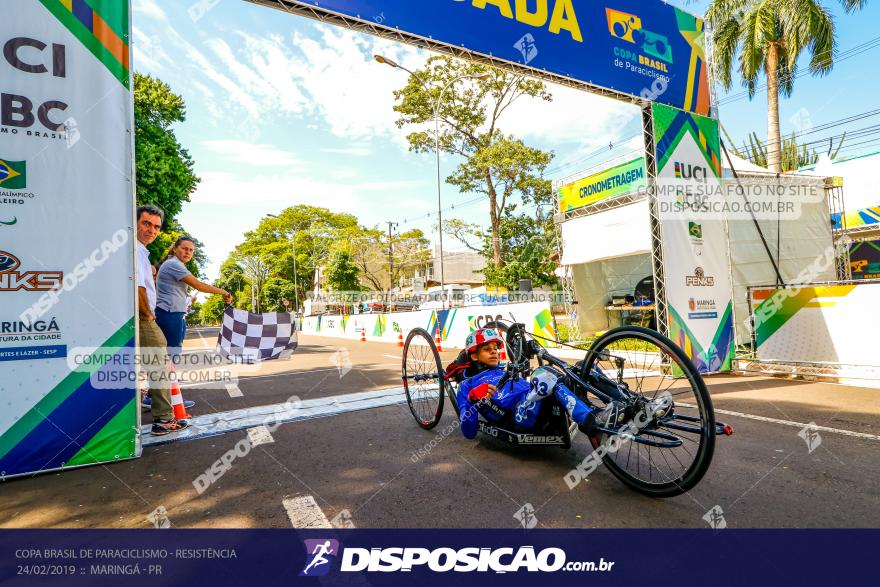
(401, 321, 733, 497)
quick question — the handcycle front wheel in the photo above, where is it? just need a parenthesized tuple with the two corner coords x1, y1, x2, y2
(402, 328, 445, 430)
(582, 326, 716, 498)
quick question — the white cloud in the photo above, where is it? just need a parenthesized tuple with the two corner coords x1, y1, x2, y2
(201, 140, 305, 167)
(320, 147, 373, 157)
(191, 171, 424, 208)
(500, 83, 641, 152)
(132, 0, 166, 21)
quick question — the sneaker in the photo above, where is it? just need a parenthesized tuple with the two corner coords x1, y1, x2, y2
(578, 400, 626, 436)
(151, 419, 190, 436)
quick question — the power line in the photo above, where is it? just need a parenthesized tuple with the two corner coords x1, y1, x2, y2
(717, 35, 880, 107)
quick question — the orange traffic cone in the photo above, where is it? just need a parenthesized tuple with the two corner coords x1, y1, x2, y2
(397, 331, 404, 347)
(434, 326, 443, 352)
(360, 328, 366, 343)
(168, 363, 191, 420)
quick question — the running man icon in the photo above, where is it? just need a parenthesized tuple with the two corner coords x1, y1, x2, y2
(300, 539, 340, 577)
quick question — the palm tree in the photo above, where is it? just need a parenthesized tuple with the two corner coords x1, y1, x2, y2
(705, 0, 865, 172)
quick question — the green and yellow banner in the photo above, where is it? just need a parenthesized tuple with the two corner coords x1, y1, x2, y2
(558, 158, 647, 212)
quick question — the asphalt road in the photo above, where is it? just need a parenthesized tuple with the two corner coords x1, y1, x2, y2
(2, 331, 879, 529)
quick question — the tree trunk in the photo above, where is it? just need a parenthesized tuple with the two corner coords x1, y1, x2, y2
(766, 43, 782, 173)
(487, 180, 502, 269)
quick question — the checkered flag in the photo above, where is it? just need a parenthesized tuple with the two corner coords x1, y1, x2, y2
(216, 306, 297, 361)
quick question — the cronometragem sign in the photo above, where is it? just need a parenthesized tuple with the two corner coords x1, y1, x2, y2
(286, 0, 711, 115)
(0, 0, 137, 478)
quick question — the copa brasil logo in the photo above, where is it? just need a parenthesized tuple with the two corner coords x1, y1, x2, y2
(0, 250, 63, 291)
(0, 158, 27, 189)
(606, 7, 673, 72)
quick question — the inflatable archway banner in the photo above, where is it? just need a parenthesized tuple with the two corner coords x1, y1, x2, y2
(287, 0, 711, 115)
(1, 0, 137, 478)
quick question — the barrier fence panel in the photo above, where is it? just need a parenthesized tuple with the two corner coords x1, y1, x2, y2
(300, 302, 558, 350)
(750, 282, 880, 370)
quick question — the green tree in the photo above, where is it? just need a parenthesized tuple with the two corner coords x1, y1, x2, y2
(263, 277, 298, 312)
(445, 203, 559, 290)
(393, 56, 553, 269)
(134, 72, 199, 220)
(337, 225, 431, 290)
(326, 251, 362, 292)
(149, 219, 208, 277)
(724, 126, 846, 171)
(705, 0, 865, 172)
(245, 206, 359, 304)
(199, 294, 227, 324)
(134, 73, 204, 272)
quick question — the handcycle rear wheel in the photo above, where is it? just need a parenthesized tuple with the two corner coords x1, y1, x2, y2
(583, 326, 716, 498)
(402, 328, 445, 429)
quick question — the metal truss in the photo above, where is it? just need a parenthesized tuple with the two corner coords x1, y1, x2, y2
(248, 0, 651, 108)
(824, 179, 852, 281)
(554, 190, 648, 224)
(643, 106, 668, 338)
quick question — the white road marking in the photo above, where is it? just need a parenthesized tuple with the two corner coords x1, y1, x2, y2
(678, 402, 880, 441)
(226, 383, 243, 398)
(382, 354, 402, 360)
(178, 363, 400, 388)
(246, 425, 274, 446)
(282, 495, 332, 529)
(142, 386, 408, 446)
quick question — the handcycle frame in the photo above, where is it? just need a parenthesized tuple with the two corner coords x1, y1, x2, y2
(408, 322, 732, 449)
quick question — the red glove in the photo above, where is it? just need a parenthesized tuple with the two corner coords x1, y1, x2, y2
(468, 382, 491, 402)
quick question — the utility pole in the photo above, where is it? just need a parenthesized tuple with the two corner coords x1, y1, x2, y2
(387, 221, 398, 292)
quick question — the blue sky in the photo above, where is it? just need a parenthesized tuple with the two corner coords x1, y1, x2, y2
(132, 0, 880, 280)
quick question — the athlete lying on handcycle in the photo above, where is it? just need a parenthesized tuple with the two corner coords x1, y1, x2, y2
(445, 328, 624, 439)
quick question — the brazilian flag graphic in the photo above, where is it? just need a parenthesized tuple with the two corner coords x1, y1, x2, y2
(0, 159, 26, 189)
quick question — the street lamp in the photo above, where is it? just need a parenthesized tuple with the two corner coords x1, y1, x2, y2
(374, 54, 490, 308)
(266, 214, 299, 314)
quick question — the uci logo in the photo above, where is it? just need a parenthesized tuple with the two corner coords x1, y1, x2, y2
(674, 162, 708, 181)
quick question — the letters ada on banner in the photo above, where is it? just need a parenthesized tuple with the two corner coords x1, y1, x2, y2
(0, 0, 137, 478)
(652, 103, 734, 373)
(292, 0, 711, 116)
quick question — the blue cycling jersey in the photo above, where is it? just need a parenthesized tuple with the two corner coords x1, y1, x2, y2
(456, 365, 593, 439)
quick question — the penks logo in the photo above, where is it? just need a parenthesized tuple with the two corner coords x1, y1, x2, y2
(300, 539, 340, 577)
(606, 7, 673, 68)
(0, 251, 63, 291)
(685, 266, 714, 287)
(0, 159, 27, 189)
